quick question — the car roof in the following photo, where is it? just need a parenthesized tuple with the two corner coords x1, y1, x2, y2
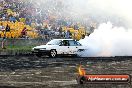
(52, 39, 74, 41)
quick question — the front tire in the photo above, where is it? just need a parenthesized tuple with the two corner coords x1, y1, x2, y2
(49, 50, 57, 58)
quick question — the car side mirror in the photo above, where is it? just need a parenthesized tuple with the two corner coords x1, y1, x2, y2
(59, 43, 62, 46)
(59, 41, 64, 46)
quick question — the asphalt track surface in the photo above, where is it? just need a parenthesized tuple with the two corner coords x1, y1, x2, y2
(0, 55, 131, 88)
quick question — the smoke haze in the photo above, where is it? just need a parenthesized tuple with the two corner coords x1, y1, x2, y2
(34, 0, 132, 28)
(32, 0, 132, 56)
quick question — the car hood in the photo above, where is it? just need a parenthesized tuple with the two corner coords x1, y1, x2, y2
(33, 45, 47, 49)
(33, 45, 59, 49)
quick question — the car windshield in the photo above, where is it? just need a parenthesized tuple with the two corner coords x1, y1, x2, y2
(46, 40, 61, 45)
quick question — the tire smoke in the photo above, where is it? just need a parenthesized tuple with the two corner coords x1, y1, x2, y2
(79, 22, 132, 57)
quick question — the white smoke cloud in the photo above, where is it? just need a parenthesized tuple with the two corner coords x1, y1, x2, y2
(79, 22, 132, 57)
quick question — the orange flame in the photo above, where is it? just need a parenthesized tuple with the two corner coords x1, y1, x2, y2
(78, 65, 86, 76)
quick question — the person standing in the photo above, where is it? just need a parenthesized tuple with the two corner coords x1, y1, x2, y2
(65, 29, 70, 39)
(5, 24, 10, 32)
(21, 27, 27, 38)
(2, 24, 10, 49)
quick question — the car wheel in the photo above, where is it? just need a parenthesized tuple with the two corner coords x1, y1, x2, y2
(36, 53, 42, 57)
(49, 50, 57, 58)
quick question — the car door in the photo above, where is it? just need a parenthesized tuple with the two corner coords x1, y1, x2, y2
(68, 40, 81, 54)
(57, 40, 70, 54)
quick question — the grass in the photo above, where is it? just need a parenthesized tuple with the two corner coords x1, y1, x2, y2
(0, 46, 35, 55)
(0, 45, 36, 54)
(0, 38, 44, 54)
(6, 45, 35, 50)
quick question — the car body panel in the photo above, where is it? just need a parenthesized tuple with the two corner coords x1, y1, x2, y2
(32, 39, 87, 56)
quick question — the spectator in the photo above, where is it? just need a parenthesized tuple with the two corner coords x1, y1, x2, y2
(74, 23, 79, 30)
(0, 23, 5, 31)
(5, 24, 10, 32)
(44, 25, 48, 30)
(65, 29, 70, 39)
(9, 15, 16, 22)
(21, 27, 27, 38)
(58, 26, 63, 37)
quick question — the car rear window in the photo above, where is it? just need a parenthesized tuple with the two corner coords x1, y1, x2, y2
(69, 40, 82, 46)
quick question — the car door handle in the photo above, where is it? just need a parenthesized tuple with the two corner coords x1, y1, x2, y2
(76, 47, 78, 48)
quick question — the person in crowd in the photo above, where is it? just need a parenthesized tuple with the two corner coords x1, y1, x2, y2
(5, 24, 10, 32)
(1, 24, 11, 49)
(0, 23, 5, 31)
(65, 29, 70, 39)
(74, 23, 79, 30)
(9, 15, 16, 22)
(58, 26, 62, 34)
(21, 27, 27, 38)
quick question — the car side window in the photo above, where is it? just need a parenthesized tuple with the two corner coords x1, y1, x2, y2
(60, 40, 69, 46)
(69, 40, 82, 46)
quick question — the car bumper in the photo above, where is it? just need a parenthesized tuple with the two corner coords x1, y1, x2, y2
(32, 50, 50, 55)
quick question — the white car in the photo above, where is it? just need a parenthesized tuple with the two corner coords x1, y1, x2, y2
(32, 39, 86, 57)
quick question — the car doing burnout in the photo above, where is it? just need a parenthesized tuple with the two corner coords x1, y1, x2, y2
(32, 39, 86, 57)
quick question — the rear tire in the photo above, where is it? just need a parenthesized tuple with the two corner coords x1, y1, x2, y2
(49, 50, 57, 58)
